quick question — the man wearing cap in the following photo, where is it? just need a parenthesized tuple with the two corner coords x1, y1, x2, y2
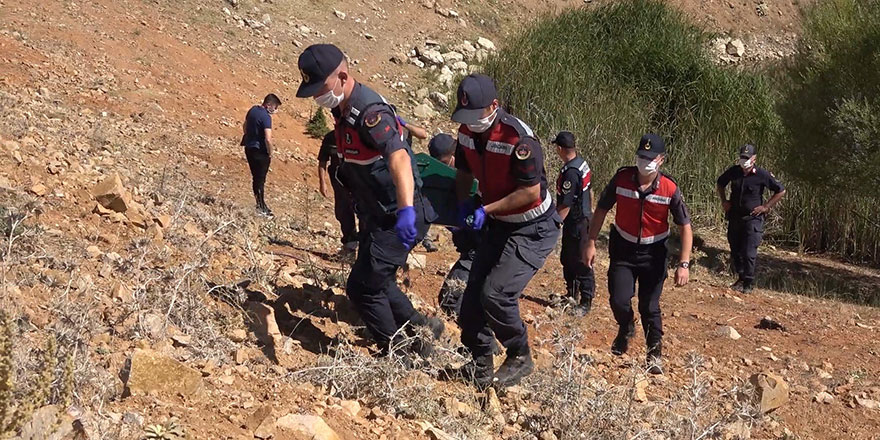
(716, 144, 785, 294)
(552, 131, 595, 316)
(318, 130, 358, 251)
(428, 133, 481, 316)
(451, 74, 561, 388)
(583, 134, 692, 374)
(296, 44, 443, 358)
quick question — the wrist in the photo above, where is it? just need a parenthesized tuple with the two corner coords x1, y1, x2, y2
(678, 261, 690, 269)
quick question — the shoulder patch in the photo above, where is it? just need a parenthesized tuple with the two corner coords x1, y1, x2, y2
(365, 112, 381, 128)
(562, 180, 572, 193)
(514, 144, 531, 160)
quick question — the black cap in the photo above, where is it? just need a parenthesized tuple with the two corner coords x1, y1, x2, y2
(636, 133, 666, 159)
(739, 143, 757, 158)
(452, 74, 498, 124)
(428, 134, 456, 159)
(553, 131, 576, 149)
(296, 44, 344, 98)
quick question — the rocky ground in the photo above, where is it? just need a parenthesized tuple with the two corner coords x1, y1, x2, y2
(1, 0, 879, 439)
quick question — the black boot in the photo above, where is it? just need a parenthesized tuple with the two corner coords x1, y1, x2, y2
(646, 338, 663, 375)
(573, 296, 593, 317)
(730, 278, 745, 292)
(409, 312, 445, 340)
(611, 321, 635, 356)
(741, 279, 754, 294)
(445, 354, 494, 390)
(259, 191, 274, 218)
(493, 347, 534, 388)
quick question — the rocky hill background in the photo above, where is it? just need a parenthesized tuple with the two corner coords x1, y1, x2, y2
(1, 0, 879, 439)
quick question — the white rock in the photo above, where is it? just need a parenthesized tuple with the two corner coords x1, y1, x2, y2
(456, 41, 477, 54)
(813, 391, 834, 404)
(441, 51, 464, 63)
(418, 48, 445, 65)
(437, 66, 454, 87)
(726, 39, 746, 57)
(430, 91, 449, 109)
(452, 61, 469, 72)
(716, 325, 741, 340)
(410, 58, 425, 68)
(477, 37, 496, 51)
(334, 10, 346, 19)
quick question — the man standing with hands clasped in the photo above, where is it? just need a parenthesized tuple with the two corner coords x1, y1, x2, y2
(716, 144, 785, 294)
(583, 134, 692, 374)
(296, 44, 443, 359)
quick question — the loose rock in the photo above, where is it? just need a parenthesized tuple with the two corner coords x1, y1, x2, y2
(726, 39, 746, 57)
(814, 391, 834, 404)
(750, 372, 789, 413)
(716, 325, 742, 340)
(125, 348, 203, 397)
(93, 173, 132, 213)
(275, 414, 340, 440)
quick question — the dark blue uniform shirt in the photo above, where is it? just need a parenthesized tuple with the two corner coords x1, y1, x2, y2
(717, 166, 785, 219)
(241, 105, 272, 150)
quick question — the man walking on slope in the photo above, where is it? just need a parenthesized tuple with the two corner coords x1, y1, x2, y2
(241, 94, 281, 217)
(296, 44, 443, 359)
(583, 134, 692, 374)
(451, 74, 561, 388)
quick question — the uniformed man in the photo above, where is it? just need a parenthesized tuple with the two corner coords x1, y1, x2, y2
(552, 131, 595, 316)
(583, 134, 692, 374)
(317, 130, 358, 251)
(428, 133, 481, 316)
(296, 44, 443, 358)
(451, 74, 561, 388)
(241, 94, 281, 217)
(716, 144, 785, 294)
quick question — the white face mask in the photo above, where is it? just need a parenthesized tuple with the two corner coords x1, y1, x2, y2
(466, 109, 497, 133)
(636, 156, 659, 176)
(738, 157, 755, 170)
(314, 77, 344, 109)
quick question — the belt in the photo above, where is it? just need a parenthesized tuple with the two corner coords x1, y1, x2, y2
(491, 191, 552, 223)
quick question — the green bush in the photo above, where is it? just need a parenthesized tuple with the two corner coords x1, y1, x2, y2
(306, 108, 330, 139)
(778, 0, 880, 263)
(484, 0, 782, 225)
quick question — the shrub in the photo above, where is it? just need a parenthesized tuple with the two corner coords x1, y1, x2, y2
(483, 0, 782, 224)
(777, 0, 880, 263)
(306, 108, 330, 139)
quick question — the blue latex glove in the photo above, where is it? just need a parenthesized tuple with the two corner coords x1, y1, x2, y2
(395, 206, 418, 248)
(467, 206, 487, 230)
(457, 199, 476, 228)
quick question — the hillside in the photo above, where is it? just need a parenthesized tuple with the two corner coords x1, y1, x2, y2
(1, 0, 879, 439)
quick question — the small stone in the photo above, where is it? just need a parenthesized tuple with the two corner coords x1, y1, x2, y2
(29, 183, 49, 196)
(429, 92, 449, 109)
(726, 39, 746, 57)
(813, 391, 834, 404)
(154, 214, 172, 228)
(86, 245, 102, 259)
(634, 378, 649, 402)
(721, 420, 751, 440)
(412, 104, 437, 120)
(229, 328, 248, 343)
(716, 325, 742, 340)
(333, 10, 346, 19)
(140, 313, 165, 339)
(171, 333, 192, 347)
(441, 51, 464, 63)
(339, 400, 361, 418)
(92, 173, 132, 213)
(17, 405, 74, 440)
(750, 372, 789, 413)
(275, 414, 340, 440)
(477, 37, 496, 51)
(125, 348, 203, 397)
(854, 396, 880, 410)
(234, 348, 249, 365)
(418, 48, 444, 65)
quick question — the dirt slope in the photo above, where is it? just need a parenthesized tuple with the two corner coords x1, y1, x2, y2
(1, 0, 878, 439)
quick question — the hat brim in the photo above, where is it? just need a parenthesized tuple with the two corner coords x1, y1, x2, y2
(451, 107, 486, 125)
(296, 80, 325, 98)
(637, 151, 661, 159)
